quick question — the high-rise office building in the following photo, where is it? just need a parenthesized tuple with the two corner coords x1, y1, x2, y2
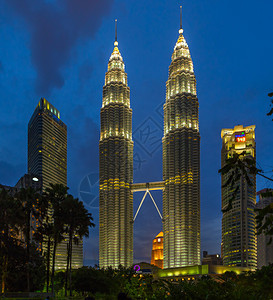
(28, 98, 82, 270)
(151, 232, 164, 269)
(162, 9, 201, 268)
(28, 98, 67, 190)
(99, 27, 134, 268)
(221, 125, 257, 269)
(256, 188, 273, 268)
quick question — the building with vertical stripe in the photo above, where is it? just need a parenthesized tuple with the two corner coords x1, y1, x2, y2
(99, 26, 134, 268)
(221, 125, 257, 269)
(28, 98, 83, 270)
(162, 9, 201, 268)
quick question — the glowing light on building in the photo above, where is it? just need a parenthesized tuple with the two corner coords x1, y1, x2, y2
(151, 232, 164, 269)
(221, 125, 257, 270)
(162, 6, 200, 268)
(99, 21, 133, 268)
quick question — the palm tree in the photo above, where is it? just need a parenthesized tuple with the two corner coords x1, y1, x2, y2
(35, 218, 54, 293)
(34, 187, 55, 294)
(218, 151, 258, 212)
(61, 196, 95, 296)
(43, 183, 69, 295)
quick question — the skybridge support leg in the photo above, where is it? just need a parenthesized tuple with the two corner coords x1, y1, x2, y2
(147, 190, 162, 219)
(133, 188, 162, 222)
(133, 190, 148, 222)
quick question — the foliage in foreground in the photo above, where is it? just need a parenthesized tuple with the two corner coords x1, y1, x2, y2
(49, 264, 273, 300)
(0, 241, 46, 293)
(0, 183, 95, 295)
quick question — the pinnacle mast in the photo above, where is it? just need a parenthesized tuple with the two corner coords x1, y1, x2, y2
(115, 19, 117, 43)
(180, 5, 182, 31)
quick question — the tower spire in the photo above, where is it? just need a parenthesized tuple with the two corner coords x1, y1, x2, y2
(114, 19, 118, 46)
(179, 5, 183, 34)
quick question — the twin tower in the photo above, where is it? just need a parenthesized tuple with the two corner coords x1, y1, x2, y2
(99, 11, 200, 269)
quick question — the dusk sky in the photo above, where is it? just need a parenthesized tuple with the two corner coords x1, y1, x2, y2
(0, 0, 273, 265)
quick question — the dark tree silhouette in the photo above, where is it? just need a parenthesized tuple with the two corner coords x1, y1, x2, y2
(43, 183, 69, 295)
(61, 196, 95, 296)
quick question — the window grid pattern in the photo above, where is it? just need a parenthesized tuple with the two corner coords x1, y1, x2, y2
(221, 125, 257, 270)
(99, 43, 133, 268)
(28, 98, 83, 270)
(163, 30, 201, 268)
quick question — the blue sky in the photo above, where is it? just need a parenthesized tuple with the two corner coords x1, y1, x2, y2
(0, 0, 272, 265)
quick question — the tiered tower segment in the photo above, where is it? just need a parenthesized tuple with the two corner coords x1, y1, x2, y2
(162, 9, 201, 268)
(99, 24, 134, 268)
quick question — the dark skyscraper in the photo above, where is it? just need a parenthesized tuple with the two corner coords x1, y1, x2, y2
(162, 9, 201, 268)
(28, 98, 67, 190)
(28, 98, 83, 270)
(99, 26, 134, 268)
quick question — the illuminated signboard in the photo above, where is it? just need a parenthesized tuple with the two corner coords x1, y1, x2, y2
(235, 132, 246, 143)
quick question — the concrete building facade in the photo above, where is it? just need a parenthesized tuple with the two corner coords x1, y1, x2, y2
(256, 188, 273, 268)
(28, 98, 82, 270)
(151, 232, 164, 269)
(221, 125, 257, 269)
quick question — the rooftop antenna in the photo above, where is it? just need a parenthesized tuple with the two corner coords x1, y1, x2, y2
(114, 19, 118, 46)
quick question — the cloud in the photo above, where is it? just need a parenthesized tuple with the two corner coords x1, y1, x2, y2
(5, 0, 114, 95)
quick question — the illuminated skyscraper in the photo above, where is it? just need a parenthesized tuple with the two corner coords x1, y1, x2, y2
(162, 8, 200, 268)
(28, 98, 83, 270)
(99, 23, 134, 268)
(221, 125, 257, 269)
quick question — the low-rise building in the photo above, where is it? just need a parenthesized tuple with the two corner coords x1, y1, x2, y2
(256, 189, 273, 268)
(202, 251, 223, 266)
